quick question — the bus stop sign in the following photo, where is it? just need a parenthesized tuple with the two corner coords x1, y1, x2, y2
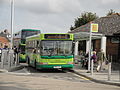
(91, 24, 98, 32)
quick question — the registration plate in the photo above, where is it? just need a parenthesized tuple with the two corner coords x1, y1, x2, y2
(53, 66, 61, 68)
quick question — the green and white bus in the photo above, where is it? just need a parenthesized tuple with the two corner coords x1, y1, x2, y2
(13, 29, 41, 62)
(26, 33, 74, 69)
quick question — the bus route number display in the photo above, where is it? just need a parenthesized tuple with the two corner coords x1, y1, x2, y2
(45, 34, 70, 39)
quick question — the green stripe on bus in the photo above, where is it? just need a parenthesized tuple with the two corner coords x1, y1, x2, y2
(36, 64, 74, 69)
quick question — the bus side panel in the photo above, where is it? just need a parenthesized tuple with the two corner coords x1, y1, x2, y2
(36, 57, 74, 69)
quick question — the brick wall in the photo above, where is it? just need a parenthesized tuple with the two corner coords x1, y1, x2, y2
(0, 36, 10, 48)
(106, 38, 119, 55)
(94, 39, 101, 53)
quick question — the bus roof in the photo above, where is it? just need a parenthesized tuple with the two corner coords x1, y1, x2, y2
(21, 29, 41, 32)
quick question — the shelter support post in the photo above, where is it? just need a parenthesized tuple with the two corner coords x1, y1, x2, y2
(86, 40, 89, 54)
(101, 36, 106, 55)
(74, 41, 79, 56)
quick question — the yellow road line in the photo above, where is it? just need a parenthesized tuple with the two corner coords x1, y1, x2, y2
(73, 73, 90, 80)
(67, 72, 90, 80)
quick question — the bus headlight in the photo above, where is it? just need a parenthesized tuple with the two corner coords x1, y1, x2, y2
(68, 62, 73, 64)
(40, 62, 48, 65)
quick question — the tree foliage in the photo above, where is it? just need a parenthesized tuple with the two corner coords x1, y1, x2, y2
(106, 9, 116, 16)
(70, 12, 99, 31)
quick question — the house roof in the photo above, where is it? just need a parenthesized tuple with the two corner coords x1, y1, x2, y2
(0, 36, 9, 43)
(0, 33, 10, 42)
(69, 13, 120, 36)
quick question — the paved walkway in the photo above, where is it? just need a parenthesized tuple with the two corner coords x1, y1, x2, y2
(0, 62, 23, 72)
(73, 64, 120, 87)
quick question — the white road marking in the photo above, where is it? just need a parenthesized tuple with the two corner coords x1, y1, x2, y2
(6, 68, 31, 75)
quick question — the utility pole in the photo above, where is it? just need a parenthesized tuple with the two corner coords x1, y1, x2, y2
(10, 0, 14, 49)
(88, 23, 98, 73)
(88, 23, 92, 72)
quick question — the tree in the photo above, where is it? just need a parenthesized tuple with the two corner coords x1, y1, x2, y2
(70, 25, 74, 31)
(70, 12, 99, 31)
(106, 9, 115, 16)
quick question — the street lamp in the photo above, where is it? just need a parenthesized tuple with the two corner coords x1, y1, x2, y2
(10, 0, 14, 49)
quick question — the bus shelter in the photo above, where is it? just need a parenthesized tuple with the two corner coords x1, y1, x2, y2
(73, 32, 106, 56)
(73, 32, 106, 71)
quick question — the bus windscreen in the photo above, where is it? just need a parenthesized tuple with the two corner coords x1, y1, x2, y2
(41, 41, 72, 56)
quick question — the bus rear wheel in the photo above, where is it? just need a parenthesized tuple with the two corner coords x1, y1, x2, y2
(34, 60, 37, 69)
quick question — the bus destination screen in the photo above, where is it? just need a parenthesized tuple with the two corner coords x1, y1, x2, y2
(45, 34, 70, 39)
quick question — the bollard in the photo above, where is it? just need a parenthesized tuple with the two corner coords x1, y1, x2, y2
(15, 54, 17, 66)
(10, 53, 14, 66)
(4, 51, 8, 63)
(18, 53, 19, 64)
(1, 50, 4, 68)
(78, 60, 81, 69)
(8, 49, 14, 68)
(0, 53, 2, 62)
(91, 59, 93, 75)
(15, 53, 19, 66)
(108, 62, 111, 81)
(119, 64, 120, 82)
(11, 50, 14, 66)
(8, 54, 11, 68)
(0, 49, 1, 62)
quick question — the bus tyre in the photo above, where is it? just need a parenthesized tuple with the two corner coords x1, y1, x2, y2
(34, 60, 37, 69)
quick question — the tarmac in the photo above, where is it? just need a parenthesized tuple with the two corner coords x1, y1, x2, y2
(0, 62, 120, 87)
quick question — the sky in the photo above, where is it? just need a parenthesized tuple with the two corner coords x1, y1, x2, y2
(0, 0, 120, 33)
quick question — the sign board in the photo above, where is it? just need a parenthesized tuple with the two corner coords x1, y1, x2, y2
(91, 24, 98, 32)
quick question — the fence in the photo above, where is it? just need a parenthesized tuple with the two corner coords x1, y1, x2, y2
(110, 61, 120, 82)
(0, 49, 19, 70)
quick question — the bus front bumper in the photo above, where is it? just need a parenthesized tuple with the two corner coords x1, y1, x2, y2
(36, 64, 74, 69)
